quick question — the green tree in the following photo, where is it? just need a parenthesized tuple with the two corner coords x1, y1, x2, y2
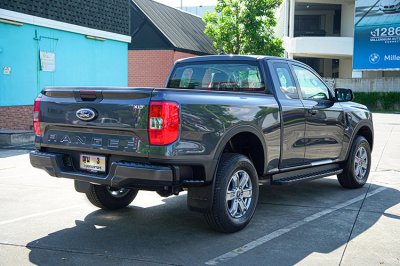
(203, 0, 284, 56)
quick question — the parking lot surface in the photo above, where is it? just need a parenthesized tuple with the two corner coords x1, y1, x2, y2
(0, 113, 399, 265)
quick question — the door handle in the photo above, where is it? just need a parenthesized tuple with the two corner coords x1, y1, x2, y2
(308, 108, 317, 115)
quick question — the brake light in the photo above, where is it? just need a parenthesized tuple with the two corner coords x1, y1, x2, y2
(33, 96, 41, 136)
(148, 101, 180, 145)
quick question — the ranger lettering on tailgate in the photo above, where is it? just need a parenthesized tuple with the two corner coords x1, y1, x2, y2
(46, 132, 138, 151)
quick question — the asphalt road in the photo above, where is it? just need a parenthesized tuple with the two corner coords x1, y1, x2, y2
(0, 113, 399, 265)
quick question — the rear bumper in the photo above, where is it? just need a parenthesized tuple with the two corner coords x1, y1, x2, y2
(30, 151, 174, 188)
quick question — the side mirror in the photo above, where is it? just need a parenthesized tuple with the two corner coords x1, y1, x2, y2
(335, 88, 354, 102)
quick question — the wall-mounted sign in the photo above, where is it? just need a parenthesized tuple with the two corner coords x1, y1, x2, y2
(39, 51, 56, 72)
(353, 0, 400, 70)
(3, 66, 11, 75)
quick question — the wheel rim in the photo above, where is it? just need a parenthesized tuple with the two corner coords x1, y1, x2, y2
(107, 187, 131, 198)
(354, 146, 368, 180)
(226, 170, 253, 219)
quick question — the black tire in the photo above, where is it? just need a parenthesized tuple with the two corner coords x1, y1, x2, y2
(205, 153, 259, 233)
(338, 136, 371, 189)
(85, 184, 138, 210)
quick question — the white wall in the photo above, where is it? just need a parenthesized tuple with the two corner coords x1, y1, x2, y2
(284, 36, 353, 58)
(383, 72, 400, 78)
(335, 77, 400, 92)
(340, 2, 355, 37)
(362, 71, 400, 78)
(274, 0, 287, 38)
(339, 59, 352, 78)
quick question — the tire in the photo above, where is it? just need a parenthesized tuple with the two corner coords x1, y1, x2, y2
(205, 153, 259, 233)
(85, 184, 138, 210)
(338, 136, 371, 189)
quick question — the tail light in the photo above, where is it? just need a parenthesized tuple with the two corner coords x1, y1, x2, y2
(148, 101, 180, 145)
(33, 96, 41, 136)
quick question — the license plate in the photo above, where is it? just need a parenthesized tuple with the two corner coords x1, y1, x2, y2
(80, 154, 106, 173)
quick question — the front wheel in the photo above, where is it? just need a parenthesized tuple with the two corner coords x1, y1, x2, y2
(85, 184, 138, 210)
(337, 136, 371, 189)
(205, 153, 259, 233)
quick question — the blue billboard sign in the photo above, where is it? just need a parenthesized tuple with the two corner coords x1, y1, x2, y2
(353, 0, 400, 70)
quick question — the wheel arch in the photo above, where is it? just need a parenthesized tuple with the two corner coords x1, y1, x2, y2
(356, 125, 373, 151)
(213, 125, 268, 177)
(187, 125, 267, 213)
(345, 121, 374, 161)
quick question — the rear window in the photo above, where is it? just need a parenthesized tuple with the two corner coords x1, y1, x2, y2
(167, 61, 265, 93)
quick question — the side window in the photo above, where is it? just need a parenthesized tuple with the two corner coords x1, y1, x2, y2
(293, 65, 330, 100)
(273, 63, 299, 99)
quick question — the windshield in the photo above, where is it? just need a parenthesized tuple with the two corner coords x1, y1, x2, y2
(167, 61, 265, 93)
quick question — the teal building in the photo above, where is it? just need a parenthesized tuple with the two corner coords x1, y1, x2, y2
(0, 0, 131, 129)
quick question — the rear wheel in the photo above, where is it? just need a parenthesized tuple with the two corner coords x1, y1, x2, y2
(85, 184, 138, 210)
(338, 136, 371, 189)
(205, 153, 259, 233)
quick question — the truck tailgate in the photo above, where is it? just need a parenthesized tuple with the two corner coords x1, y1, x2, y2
(38, 87, 153, 158)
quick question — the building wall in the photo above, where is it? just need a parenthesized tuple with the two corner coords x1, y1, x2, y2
(335, 77, 400, 92)
(0, 22, 128, 107)
(173, 51, 196, 63)
(0, 105, 32, 130)
(274, 0, 288, 39)
(339, 59, 353, 79)
(362, 71, 400, 78)
(341, 2, 355, 37)
(128, 50, 195, 87)
(129, 3, 173, 51)
(0, 21, 128, 129)
(180, 6, 215, 17)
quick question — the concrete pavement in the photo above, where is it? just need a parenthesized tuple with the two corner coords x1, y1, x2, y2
(0, 113, 399, 265)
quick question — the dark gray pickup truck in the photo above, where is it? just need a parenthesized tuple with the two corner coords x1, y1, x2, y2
(30, 55, 373, 233)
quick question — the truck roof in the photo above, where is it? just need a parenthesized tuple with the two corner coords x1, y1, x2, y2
(176, 54, 288, 63)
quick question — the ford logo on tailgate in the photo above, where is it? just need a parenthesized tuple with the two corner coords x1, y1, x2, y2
(76, 108, 97, 121)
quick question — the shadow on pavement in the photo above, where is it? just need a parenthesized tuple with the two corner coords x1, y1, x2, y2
(0, 149, 32, 159)
(27, 178, 400, 265)
(383, 213, 400, 220)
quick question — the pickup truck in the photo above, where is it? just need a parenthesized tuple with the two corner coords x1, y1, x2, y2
(30, 55, 373, 233)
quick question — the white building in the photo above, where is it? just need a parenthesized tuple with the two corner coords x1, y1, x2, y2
(180, 1, 400, 80)
(181, 5, 214, 17)
(275, 0, 400, 79)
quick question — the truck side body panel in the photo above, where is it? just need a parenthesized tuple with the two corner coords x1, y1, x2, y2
(149, 89, 281, 177)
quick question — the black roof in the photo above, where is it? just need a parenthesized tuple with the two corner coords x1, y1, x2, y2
(132, 0, 216, 55)
(1, 0, 129, 35)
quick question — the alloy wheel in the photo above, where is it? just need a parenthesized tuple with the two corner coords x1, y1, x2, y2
(226, 170, 253, 218)
(354, 146, 368, 180)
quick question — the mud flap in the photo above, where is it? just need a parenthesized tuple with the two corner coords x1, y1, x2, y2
(187, 183, 214, 213)
(74, 180, 91, 193)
